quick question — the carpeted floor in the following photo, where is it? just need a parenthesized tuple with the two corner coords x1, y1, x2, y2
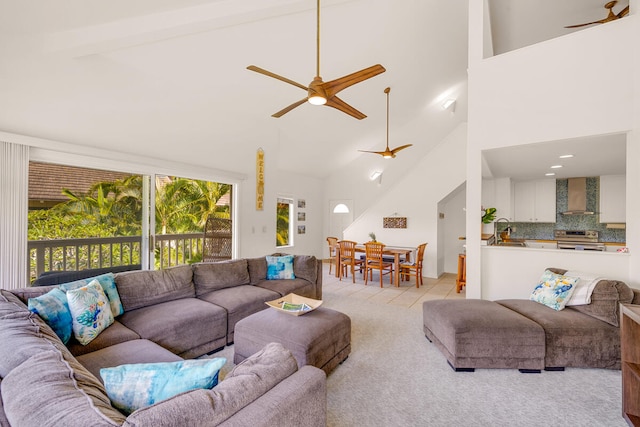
(213, 264, 626, 426)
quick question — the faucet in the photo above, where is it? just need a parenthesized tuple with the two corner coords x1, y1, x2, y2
(494, 218, 511, 243)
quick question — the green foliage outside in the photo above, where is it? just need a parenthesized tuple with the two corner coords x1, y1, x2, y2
(29, 174, 231, 276)
(276, 201, 290, 247)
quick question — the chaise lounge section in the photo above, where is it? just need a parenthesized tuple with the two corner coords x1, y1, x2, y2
(423, 268, 638, 372)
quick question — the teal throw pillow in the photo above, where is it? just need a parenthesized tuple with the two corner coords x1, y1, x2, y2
(530, 269, 579, 311)
(100, 358, 226, 415)
(60, 272, 124, 317)
(67, 280, 114, 345)
(28, 288, 73, 344)
(266, 255, 295, 280)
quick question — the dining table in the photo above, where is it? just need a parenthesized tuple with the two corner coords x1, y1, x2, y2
(334, 243, 414, 287)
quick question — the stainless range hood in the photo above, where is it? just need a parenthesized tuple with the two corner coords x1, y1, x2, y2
(562, 177, 595, 215)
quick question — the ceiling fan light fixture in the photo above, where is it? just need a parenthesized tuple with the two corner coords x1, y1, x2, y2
(308, 95, 327, 105)
(383, 153, 393, 159)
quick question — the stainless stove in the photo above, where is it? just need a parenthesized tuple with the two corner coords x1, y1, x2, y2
(554, 230, 605, 251)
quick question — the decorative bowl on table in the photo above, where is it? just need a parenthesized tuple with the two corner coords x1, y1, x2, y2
(265, 293, 323, 316)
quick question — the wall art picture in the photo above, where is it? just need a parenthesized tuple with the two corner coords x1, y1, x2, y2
(298, 212, 306, 221)
(383, 217, 407, 229)
(298, 199, 306, 208)
(297, 225, 306, 234)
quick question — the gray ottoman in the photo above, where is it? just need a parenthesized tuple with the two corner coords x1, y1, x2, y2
(422, 299, 546, 372)
(234, 307, 351, 375)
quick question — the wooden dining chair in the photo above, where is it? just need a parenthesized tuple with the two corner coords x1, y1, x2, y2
(326, 236, 338, 275)
(338, 240, 364, 283)
(400, 243, 427, 288)
(364, 241, 393, 287)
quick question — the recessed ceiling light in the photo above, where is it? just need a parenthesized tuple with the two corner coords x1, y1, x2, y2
(545, 173, 556, 176)
(550, 165, 563, 169)
(559, 154, 574, 159)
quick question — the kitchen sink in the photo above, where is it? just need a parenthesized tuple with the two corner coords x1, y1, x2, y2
(495, 239, 526, 247)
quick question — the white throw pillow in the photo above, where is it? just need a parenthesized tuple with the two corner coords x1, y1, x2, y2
(67, 279, 114, 345)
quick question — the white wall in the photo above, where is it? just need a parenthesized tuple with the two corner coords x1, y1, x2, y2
(441, 184, 466, 273)
(468, 5, 640, 296)
(341, 123, 467, 278)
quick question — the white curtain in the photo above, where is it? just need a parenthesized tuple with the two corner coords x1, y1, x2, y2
(0, 141, 29, 289)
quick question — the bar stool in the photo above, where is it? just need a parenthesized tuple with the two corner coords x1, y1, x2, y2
(456, 254, 466, 293)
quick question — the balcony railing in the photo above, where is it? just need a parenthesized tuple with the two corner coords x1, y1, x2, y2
(28, 233, 205, 282)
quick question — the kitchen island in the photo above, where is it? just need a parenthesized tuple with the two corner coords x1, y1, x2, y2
(481, 245, 631, 300)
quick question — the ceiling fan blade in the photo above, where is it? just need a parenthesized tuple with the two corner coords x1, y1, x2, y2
(323, 64, 386, 98)
(617, 5, 629, 18)
(358, 150, 385, 155)
(325, 96, 367, 120)
(247, 65, 308, 91)
(564, 18, 607, 28)
(390, 144, 413, 154)
(272, 98, 308, 118)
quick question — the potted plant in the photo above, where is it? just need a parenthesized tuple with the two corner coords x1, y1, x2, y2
(368, 232, 377, 242)
(481, 207, 497, 224)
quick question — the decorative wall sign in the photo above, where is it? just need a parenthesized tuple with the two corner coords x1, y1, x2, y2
(256, 148, 264, 210)
(383, 217, 407, 229)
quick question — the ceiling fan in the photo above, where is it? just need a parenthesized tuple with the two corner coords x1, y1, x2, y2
(359, 87, 412, 159)
(565, 1, 629, 28)
(246, 0, 385, 119)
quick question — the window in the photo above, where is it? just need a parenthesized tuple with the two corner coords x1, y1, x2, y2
(276, 197, 294, 247)
(27, 161, 234, 281)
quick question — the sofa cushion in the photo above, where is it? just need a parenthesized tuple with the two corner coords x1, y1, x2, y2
(67, 320, 140, 357)
(266, 255, 295, 280)
(569, 279, 634, 327)
(293, 255, 318, 284)
(198, 285, 280, 344)
(118, 297, 227, 358)
(27, 287, 73, 344)
(257, 278, 317, 300)
(0, 295, 70, 377)
(497, 299, 621, 369)
(67, 280, 115, 345)
(2, 350, 127, 426)
(193, 259, 250, 296)
(122, 342, 298, 426)
(115, 265, 195, 311)
(77, 339, 183, 383)
(247, 257, 268, 285)
(60, 272, 124, 317)
(529, 269, 578, 311)
(101, 358, 226, 415)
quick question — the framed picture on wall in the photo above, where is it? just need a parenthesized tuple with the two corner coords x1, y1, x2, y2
(298, 212, 306, 221)
(298, 199, 306, 208)
(298, 225, 306, 234)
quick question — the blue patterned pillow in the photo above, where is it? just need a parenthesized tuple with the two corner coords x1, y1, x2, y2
(100, 358, 226, 415)
(266, 255, 295, 280)
(530, 269, 579, 311)
(67, 280, 114, 345)
(60, 273, 124, 317)
(28, 288, 73, 344)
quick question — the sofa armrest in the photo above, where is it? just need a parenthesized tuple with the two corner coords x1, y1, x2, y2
(218, 365, 326, 427)
(314, 261, 323, 299)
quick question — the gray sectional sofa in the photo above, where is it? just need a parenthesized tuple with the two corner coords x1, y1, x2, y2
(423, 268, 639, 372)
(0, 255, 326, 426)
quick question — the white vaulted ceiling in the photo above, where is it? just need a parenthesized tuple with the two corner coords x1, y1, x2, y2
(0, 0, 629, 178)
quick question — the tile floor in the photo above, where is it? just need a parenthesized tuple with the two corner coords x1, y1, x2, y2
(322, 260, 465, 310)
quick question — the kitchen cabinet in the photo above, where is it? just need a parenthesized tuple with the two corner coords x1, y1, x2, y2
(482, 177, 513, 221)
(599, 174, 626, 223)
(513, 179, 556, 223)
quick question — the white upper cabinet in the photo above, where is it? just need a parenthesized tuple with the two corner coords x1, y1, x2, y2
(513, 179, 556, 223)
(599, 174, 626, 223)
(482, 177, 513, 221)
